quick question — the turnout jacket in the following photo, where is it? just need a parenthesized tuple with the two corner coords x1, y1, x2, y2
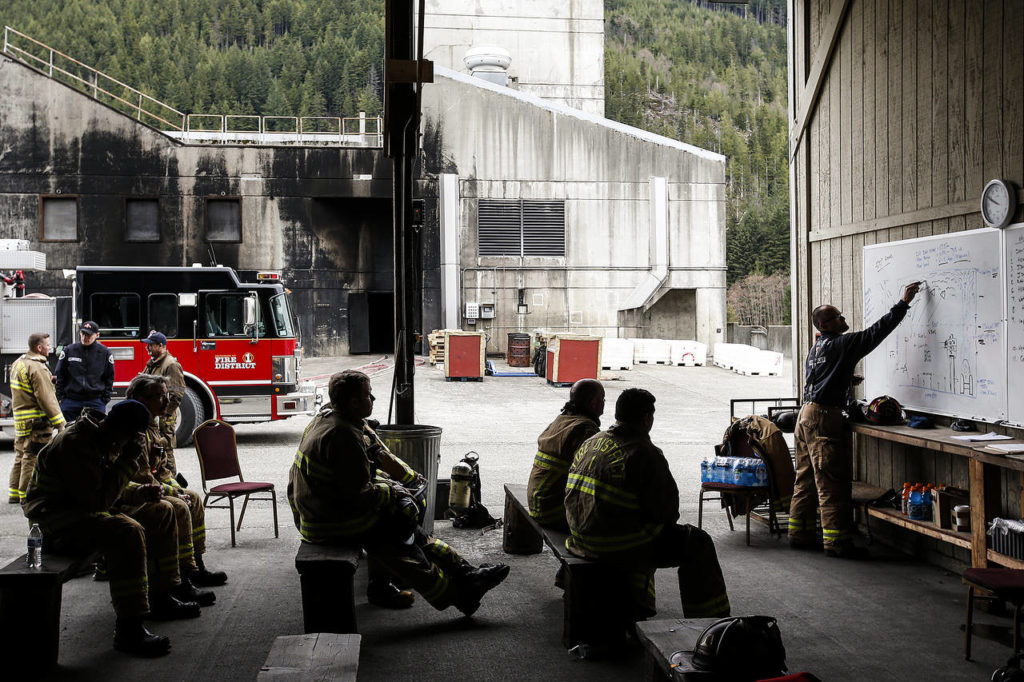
(803, 300, 910, 407)
(144, 352, 185, 417)
(10, 351, 65, 438)
(527, 406, 600, 526)
(24, 413, 148, 533)
(55, 341, 114, 403)
(565, 423, 680, 559)
(288, 406, 419, 543)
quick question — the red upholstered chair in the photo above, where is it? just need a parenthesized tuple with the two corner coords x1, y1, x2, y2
(963, 567, 1024, 660)
(192, 419, 279, 547)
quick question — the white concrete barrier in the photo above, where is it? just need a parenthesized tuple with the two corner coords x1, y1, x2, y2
(601, 338, 634, 370)
(633, 338, 672, 364)
(669, 340, 707, 366)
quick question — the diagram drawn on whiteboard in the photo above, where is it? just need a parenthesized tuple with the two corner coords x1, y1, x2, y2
(863, 230, 1004, 421)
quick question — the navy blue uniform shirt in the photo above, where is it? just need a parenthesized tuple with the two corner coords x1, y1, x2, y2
(803, 300, 910, 407)
(55, 341, 115, 403)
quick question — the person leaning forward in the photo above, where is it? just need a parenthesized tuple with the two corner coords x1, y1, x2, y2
(565, 388, 731, 621)
(23, 400, 181, 657)
(55, 320, 114, 422)
(141, 331, 186, 474)
(288, 370, 510, 616)
(8, 332, 65, 504)
(788, 281, 920, 559)
(527, 378, 604, 530)
(126, 373, 227, 589)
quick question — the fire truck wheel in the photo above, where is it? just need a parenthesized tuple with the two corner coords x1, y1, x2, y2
(176, 387, 206, 447)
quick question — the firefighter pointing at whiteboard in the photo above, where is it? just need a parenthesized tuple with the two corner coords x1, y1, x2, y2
(141, 331, 186, 475)
(788, 281, 921, 559)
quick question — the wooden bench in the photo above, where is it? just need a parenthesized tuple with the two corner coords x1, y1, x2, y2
(295, 542, 362, 634)
(503, 483, 634, 647)
(258, 633, 360, 681)
(634, 617, 720, 680)
(0, 551, 97, 672)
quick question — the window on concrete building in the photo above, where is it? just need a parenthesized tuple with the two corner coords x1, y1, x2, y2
(125, 198, 160, 242)
(40, 196, 79, 241)
(478, 199, 565, 257)
(205, 197, 242, 242)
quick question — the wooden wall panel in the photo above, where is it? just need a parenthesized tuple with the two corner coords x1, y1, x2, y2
(861, 0, 876, 222)
(850, 1, 864, 224)
(900, 0, 917, 218)
(915, 0, 932, 213)
(1004, 0, 1024, 204)
(874, 0, 889, 220)
(886, 0, 902, 219)
(931, 0, 948, 211)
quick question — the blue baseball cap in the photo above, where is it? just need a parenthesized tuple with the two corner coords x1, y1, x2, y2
(142, 331, 168, 345)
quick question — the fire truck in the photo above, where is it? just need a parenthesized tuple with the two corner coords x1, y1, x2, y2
(0, 246, 316, 445)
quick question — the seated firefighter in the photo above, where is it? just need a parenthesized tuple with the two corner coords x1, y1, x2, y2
(565, 388, 731, 621)
(23, 401, 189, 657)
(288, 370, 510, 615)
(125, 373, 227, 590)
(527, 378, 604, 530)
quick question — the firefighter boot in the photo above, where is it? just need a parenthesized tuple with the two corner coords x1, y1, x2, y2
(113, 617, 171, 657)
(455, 563, 511, 616)
(147, 592, 201, 620)
(190, 555, 228, 587)
(172, 576, 216, 607)
(367, 580, 415, 609)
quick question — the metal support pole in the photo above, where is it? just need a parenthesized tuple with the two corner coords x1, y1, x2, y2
(385, 0, 418, 425)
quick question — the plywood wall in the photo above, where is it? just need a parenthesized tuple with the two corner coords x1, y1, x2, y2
(790, 0, 1024, 509)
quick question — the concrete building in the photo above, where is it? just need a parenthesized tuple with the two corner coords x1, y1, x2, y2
(420, 0, 605, 115)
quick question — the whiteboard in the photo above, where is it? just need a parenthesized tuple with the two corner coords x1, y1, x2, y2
(863, 229, 1005, 422)
(1007, 224, 1024, 426)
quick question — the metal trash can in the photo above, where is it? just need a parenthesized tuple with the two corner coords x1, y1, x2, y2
(507, 332, 532, 367)
(376, 424, 442, 534)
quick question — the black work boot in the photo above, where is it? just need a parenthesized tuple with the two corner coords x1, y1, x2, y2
(367, 580, 415, 609)
(147, 592, 201, 620)
(113, 617, 171, 657)
(172, 576, 216, 606)
(455, 563, 511, 616)
(191, 555, 228, 587)
(93, 557, 109, 581)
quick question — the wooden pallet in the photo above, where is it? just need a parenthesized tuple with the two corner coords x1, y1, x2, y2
(428, 330, 447, 366)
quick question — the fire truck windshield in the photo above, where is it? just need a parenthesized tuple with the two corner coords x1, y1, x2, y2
(269, 292, 295, 338)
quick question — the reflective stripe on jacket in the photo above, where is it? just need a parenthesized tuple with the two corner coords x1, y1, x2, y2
(527, 410, 599, 526)
(10, 352, 64, 437)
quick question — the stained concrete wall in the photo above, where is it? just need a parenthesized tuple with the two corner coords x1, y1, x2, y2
(420, 68, 727, 353)
(421, 0, 605, 115)
(0, 55, 399, 356)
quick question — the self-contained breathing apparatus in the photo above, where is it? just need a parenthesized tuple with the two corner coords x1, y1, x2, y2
(447, 451, 497, 529)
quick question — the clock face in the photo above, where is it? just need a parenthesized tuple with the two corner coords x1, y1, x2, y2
(982, 179, 1013, 228)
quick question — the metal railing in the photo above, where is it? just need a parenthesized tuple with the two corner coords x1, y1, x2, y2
(3, 26, 384, 146)
(3, 26, 186, 130)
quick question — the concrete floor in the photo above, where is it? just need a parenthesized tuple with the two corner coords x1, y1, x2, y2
(0, 355, 1014, 680)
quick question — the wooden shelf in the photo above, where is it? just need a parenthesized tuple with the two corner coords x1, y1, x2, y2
(866, 506, 972, 549)
(987, 550, 1024, 570)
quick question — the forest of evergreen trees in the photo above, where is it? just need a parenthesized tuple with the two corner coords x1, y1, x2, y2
(4, 0, 791, 322)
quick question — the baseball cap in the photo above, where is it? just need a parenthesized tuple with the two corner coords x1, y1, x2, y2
(142, 331, 168, 345)
(104, 400, 152, 433)
(80, 321, 100, 335)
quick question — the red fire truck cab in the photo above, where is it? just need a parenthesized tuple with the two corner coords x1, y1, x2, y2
(76, 265, 316, 444)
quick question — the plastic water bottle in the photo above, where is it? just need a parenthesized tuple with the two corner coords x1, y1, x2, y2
(700, 457, 710, 483)
(731, 458, 743, 485)
(923, 486, 934, 522)
(27, 523, 43, 569)
(755, 460, 768, 487)
(908, 486, 925, 521)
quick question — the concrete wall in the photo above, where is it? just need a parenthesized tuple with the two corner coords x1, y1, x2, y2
(0, 55, 397, 356)
(420, 68, 728, 353)
(421, 0, 605, 115)
(727, 324, 792, 358)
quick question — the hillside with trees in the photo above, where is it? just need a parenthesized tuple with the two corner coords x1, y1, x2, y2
(3, 0, 790, 324)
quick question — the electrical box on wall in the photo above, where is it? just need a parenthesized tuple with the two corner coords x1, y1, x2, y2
(479, 303, 495, 319)
(465, 302, 479, 319)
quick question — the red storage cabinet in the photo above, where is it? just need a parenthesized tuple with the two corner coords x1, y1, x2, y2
(546, 334, 602, 385)
(444, 331, 485, 380)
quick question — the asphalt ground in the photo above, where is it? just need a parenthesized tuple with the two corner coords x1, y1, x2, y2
(0, 356, 1014, 680)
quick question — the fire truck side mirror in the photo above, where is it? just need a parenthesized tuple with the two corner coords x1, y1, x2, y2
(244, 294, 258, 343)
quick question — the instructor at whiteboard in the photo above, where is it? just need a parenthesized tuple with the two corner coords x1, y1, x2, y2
(788, 281, 921, 559)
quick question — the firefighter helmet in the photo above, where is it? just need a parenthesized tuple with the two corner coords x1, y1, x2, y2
(865, 395, 906, 425)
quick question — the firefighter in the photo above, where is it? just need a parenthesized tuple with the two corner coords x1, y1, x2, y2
(7, 333, 65, 504)
(126, 373, 227, 588)
(54, 320, 114, 421)
(565, 388, 731, 623)
(527, 378, 604, 530)
(288, 370, 510, 615)
(140, 331, 185, 474)
(23, 400, 198, 657)
(788, 281, 921, 558)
